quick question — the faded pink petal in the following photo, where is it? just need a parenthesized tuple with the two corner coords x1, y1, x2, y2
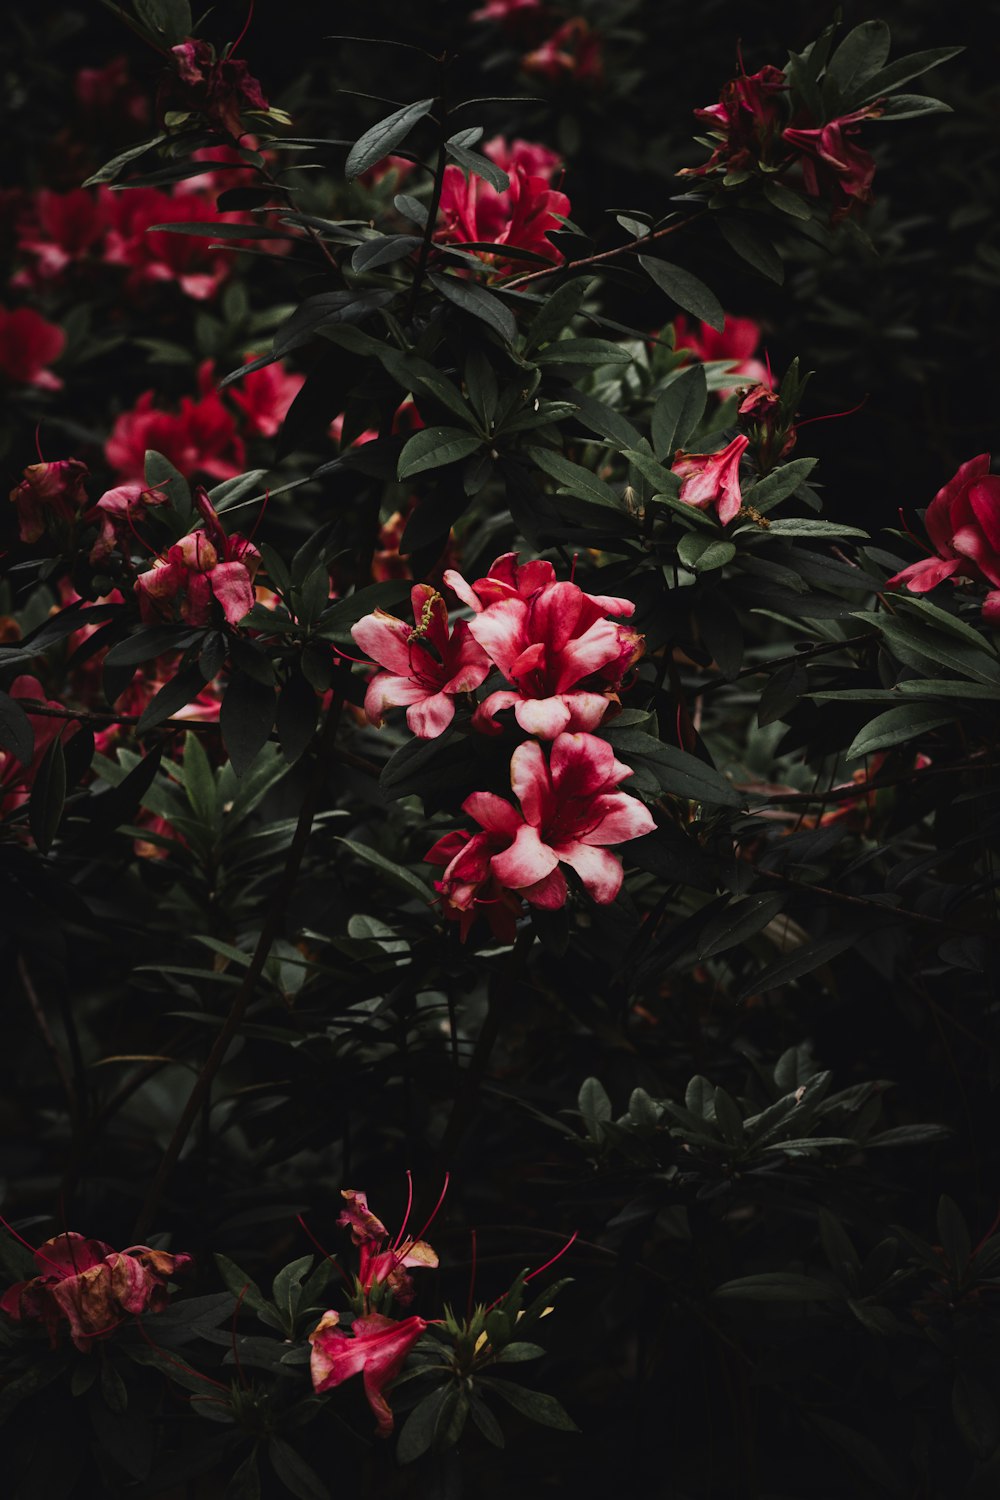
(491, 823, 560, 888)
(352, 610, 414, 676)
(406, 690, 456, 738)
(551, 840, 624, 903)
(461, 792, 523, 837)
(208, 560, 255, 624)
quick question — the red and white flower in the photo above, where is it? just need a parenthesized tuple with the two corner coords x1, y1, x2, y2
(352, 585, 491, 738)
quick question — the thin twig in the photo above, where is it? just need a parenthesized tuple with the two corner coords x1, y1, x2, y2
(17, 955, 78, 1123)
(502, 210, 706, 292)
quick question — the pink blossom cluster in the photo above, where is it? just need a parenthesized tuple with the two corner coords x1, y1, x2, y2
(351, 553, 654, 937)
(685, 62, 882, 222)
(437, 136, 570, 270)
(470, 4, 604, 87)
(887, 455, 1000, 624)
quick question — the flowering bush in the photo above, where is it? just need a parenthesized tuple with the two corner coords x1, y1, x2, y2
(2, 6, 997, 1499)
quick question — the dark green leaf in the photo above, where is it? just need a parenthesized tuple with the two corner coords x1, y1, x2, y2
(737, 932, 859, 1001)
(486, 1381, 578, 1431)
(697, 893, 786, 958)
(824, 21, 891, 108)
(714, 1272, 839, 1301)
(579, 1076, 612, 1141)
(0, 691, 34, 765)
(534, 338, 632, 367)
(397, 425, 483, 480)
(137, 664, 211, 733)
(445, 137, 509, 192)
(132, 0, 192, 44)
(639, 257, 724, 330)
(651, 365, 708, 460)
(715, 216, 784, 283)
(847, 704, 954, 759)
(428, 272, 517, 344)
(337, 837, 432, 903)
(220, 673, 277, 777)
(397, 1386, 452, 1464)
(345, 98, 434, 179)
(268, 1437, 330, 1500)
(28, 734, 66, 852)
(82, 133, 167, 187)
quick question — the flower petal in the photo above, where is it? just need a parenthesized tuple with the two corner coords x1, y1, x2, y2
(406, 691, 456, 739)
(491, 823, 559, 889)
(509, 740, 552, 826)
(553, 840, 624, 903)
(353, 609, 415, 675)
(578, 792, 656, 845)
(462, 792, 523, 837)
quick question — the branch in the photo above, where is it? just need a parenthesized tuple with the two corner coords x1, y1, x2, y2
(501, 210, 706, 292)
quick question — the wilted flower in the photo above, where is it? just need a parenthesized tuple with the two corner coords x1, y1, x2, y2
(9, 459, 89, 544)
(135, 487, 260, 627)
(337, 1188, 439, 1307)
(352, 584, 491, 738)
(671, 433, 749, 525)
(309, 1310, 427, 1436)
(1, 1230, 191, 1352)
(87, 480, 167, 562)
(0, 306, 65, 389)
(685, 64, 787, 177)
(783, 107, 881, 221)
(886, 454, 1000, 623)
(169, 38, 270, 138)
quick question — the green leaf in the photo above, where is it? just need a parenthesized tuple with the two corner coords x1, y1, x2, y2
(351, 234, 424, 272)
(738, 933, 859, 1001)
(846, 704, 954, 760)
(578, 1076, 612, 1141)
(0, 690, 34, 765)
(182, 731, 217, 826)
(225, 1449, 261, 1500)
(533, 338, 632, 367)
(698, 894, 786, 958)
(82, 133, 167, 187)
(486, 1381, 578, 1431)
(762, 179, 812, 220)
(147, 221, 293, 240)
(526, 276, 594, 352)
(651, 365, 708, 460)
(445, 136, 509, 193)
(132, 0, 192, 44)
(823, 21, 891, 108)
(876, 94, 952, 120)
(428, 272, 517, 344)
(28, 734, 67, 853)
(602, 728, 742, 806)
(345, 98, 434, 179)
(397, 425, 483, 479)
(638, 257, 724, 331)
(336, 837, 432, 903)
(397, 1386, 452, 1463)
(677, 533, 735, 573)
(714, 1273, 839, 1301)
(764, 518, 868, 539)
(220, 673, 277, 778)
(526, 446, 622, 511)
(268, 1437, 330, 1500)
(743, 458, 818, 513)
(496, 1342, 545, 1363)
(715, 216, 784, 283)
(855, 46, 964, 106)
(105, 625, 205, 669)
(213, 1256, 272, 1318)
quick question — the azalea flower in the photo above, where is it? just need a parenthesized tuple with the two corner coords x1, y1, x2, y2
(471, 0, 542, 22)
(684, 64, 787, 177)
(886, 455, 1000, 623)
(522, 17, 604, 86)
(671, 433, 749, 525)
(102, 185, 244, 302)
(0, 1230, 191, 1352)
(425, 823, 526, 941)
(135, 487, 260, 627)
(352, 584, 491, 738)
(170, 37, 270, 138)
(9, 459, 89, 544)
(783, 108, 880, 221)
(87, 480, 167, 562)
(309, 1310, 427, 1436)
(437, 135, 569, 268)
(14, 188, 109, 284)
(463, 577, 643, 739)
(75, 55, 150, 127)
(228, 355, 305, 438)
(433, 732, 655, 923)
(337, 1188, 439, 1307)
(673, 314, 772, 398)
(105, 361, 245, 482)
(0, 305, 65, 389)
(0, 676, 75, 819)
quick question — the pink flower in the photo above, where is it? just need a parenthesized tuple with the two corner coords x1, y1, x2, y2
(471, 0, 542, 22)
(135, 487, 260, 627)
(310, 1310, 427, 1436)
(438, 732, 655, 915)
(887, 455, 1000, 623)
(88, 480, 168, 562)
(671, 433, 749, 525)
(460, 576, 643, 739)
(1, 1231, 191, 1352)
(101, 185, 242, 302)
(437, 135, 570, 268)
(169, 38, 270, 138)
(522, 18, 604, 85)
(75, 55, 150, 127)
(783, 108, 880, 221)
(685, 64, 787, 177)
(228, 356, 305, 438)
(14, 189, 109, 283)
(105, 362, 245, 482)
(0, 676, 75, 818)
(0, 306, 65, 389)
(673, 314, 771, 398)
(336, 1189, 438, 1308)
(425, 825, 526, 942)
(351, 584, 491, 738)
(9, 459, 89, 544)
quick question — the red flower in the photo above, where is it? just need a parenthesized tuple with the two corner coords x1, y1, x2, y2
(685, 64, 787, 177)
(1, 1231, 191, 1352)
(75, 55, 150, 127)
(352, 584, 491, 738)
(671, 433, 749, 525)
(673, 314, 771, 398)
(886, 455, 1000, 623)
(0, 306, 65, 390)
(454, 572, 642, 739)
(228, 356, 305, 438)
(9, 459, 89, 544)
(437, 135, 569, 268)
(0, 676, 74, 818)
(169, 38, 270, 138)
(471, 0, 542, 21)
(435, 732, 655, 919)
(425, 824, 525, 942)
(14, 189, 109, 284)
(102, 185, 241, 302)
(783, 108, 880, 222)
(105, 362, 245, 482)
(310, 1310, 426, 1436)
(522, 18, 604, 85)
(135, 487, 260, 627)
